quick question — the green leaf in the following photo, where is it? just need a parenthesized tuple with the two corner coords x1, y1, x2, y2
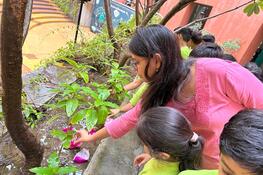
(86, 109, 98, 131)
(97, 106, 108, 124)
(244, 3, 254, 16)
(102, 101, 119, 108)
(63, 58, 79, 68)
(70, 109, 87, 124)
(51, 130, 66, 141)
(47, 152, 60, 168)
(79, 72, 89, 83)
(57, 166, 78, 174)
(97, 89, 110, 100)
(66, 99, 79, 117)
(62, 136, 71, 149)
(254, 4, 260, 14)
(244, 3, 257, 16)
(30, 167, 59, 174)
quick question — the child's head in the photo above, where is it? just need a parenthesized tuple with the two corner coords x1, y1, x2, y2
(129, 25, 188, 113)
(221, 53, 236, 62)
(244, 62, 263, 82)
(202, 34, 215, 43)
(137, 107, 204, 171)
(189, 42, 224, 58)
(219, 109, 263, 175)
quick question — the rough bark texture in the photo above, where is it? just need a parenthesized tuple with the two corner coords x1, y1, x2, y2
(1, 0, 44, 174)
(103, 0, 121, 60)
(140, 0, 167, 26)
(135, 0, 140, 26)
(160, 0, 196, 25)
(119, 53, 131, 67)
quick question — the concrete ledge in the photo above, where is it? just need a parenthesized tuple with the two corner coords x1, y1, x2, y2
(84, 130, 143, 175)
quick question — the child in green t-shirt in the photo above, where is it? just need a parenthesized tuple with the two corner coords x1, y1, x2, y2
(135, 107, 204, 175)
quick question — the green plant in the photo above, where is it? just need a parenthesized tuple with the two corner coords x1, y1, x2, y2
(51, 129, 75, 148)
(30, 152, 78, 175)
(221, 39, 240, 53)
(70, 84, 118, 129)
(22, 103, 44, 128)
(51, 83, 85, 118)
(62, 57, 96, 83)
(107, 62, 131, 102)
(244, 0, 263, 16)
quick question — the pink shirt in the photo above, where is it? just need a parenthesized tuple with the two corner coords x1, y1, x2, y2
(105, 58, 263, 169)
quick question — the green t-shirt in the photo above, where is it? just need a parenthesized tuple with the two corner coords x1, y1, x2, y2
(139, 158, 179, 175)
(178, 170, 218, 175)
(130, 82, 149, 106)
(181, 46, 192, 59)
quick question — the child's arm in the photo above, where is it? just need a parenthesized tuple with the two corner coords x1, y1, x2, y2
(109, 103, 133, 117)
(124, 78, 143, 91)
(74, 127, 109, 144)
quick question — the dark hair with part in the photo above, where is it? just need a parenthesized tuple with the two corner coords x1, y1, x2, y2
(189, 43, 224, 58)
(220, 109, 263, 175)
(202, 34, 215, 43)
(244, 62, 263, 82)
(221, 53, 236, 62)
(137, 107, 204, 171)
(129, 25, 189, 113)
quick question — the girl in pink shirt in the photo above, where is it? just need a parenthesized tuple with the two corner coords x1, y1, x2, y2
(74, 25, 263, 169)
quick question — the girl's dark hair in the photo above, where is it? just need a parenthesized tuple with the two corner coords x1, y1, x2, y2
(220, 109, 263, 175)
(137, 107, 204, 171)
(221, 53, 236, 62)
(244, 62, 263, 82)
(190, 30, 203, 45)
(202, 34, 215, 43)
(129, 25, 189, 113)
(176, 27, 193, 42)
(176, 27, 203, 45)
(189, 43, 224, 58)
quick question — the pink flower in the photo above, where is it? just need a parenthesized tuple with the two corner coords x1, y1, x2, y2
(88, 128, 96, 135)
(69, 140, 82, 150)
(62, 126, 73, 132)
(73, 148, 90, 163)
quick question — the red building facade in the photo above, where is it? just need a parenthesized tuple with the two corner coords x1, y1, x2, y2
(159, 0, 263, 64)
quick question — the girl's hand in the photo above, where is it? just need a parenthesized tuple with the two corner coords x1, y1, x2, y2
(108, 108, 120, 118)
(74, 129, 94, 144)
(133, 153, 152, 167)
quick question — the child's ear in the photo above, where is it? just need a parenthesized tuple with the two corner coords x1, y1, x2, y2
(153, 53, 162, 70)
(158, 152, 171, 160)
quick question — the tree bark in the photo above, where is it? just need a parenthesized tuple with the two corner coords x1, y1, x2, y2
(140, 0, 167, 26)
(160, 0, 196, 25)
(1, 0, 44, 174)
(103, 0, 121, 60)
(135, 0, 140, 26)
(119, 53, 131, 67)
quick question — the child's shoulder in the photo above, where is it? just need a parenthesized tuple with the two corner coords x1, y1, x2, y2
(178, 170, 218, 175)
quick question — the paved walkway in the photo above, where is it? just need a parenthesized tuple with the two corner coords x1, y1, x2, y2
(1, 0, 94, 74)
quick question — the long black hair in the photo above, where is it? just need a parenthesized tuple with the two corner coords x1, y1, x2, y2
(137, 107, 204, 171)
(129, 25, 189, 113)
(220, 109, 263, 175)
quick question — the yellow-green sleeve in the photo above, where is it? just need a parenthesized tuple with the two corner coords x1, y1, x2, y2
(181, 46, 192, 59)
(178, 170, 218, 175)
(130, 83, 149, 106)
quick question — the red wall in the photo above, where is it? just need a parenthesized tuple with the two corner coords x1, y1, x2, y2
(160, 0, 263, 64)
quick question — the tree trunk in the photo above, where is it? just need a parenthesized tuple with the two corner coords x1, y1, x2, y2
(140, 0, 167, 26)
(160, 0, 196, 25)
(119, 53, 131, 67)
(135, 0, 140, 26)
(103, 0, 121, 60)
(1, 0, 44, 174)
